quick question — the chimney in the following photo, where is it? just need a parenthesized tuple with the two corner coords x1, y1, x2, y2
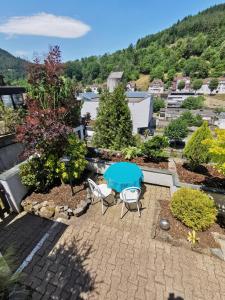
(107, 71, 124, 92)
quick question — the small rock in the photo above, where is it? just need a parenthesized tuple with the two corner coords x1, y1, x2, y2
(39, 206, 55, 219)
(210, 248, 224, 261)
(54, 212, 69, 220)
(63, 205, 69, 211)
(55, 206, 61, 214)
(86, 197, 92, 205)
(67, 208, 74, 216)
(42, 201, 48, 207)
(33, 203, 41, 211)
(80, 200, 88, 208)
(73, 207, 84, 217)
(23, 204, 33, 213)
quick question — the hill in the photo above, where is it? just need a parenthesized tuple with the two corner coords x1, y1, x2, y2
(65, 3, 225, 87)
(0, 48, 28, 82)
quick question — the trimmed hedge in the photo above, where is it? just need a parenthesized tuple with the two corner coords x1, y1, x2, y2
(170, 188, 217, 231)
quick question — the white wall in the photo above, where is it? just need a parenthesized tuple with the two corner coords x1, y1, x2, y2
(128, 97, 152, 133)
(81, 97, 153, 134)
(81, 101, 99, 120)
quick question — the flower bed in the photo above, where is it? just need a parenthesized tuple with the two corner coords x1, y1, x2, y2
(156, 200, 224, 250)
(21, 183, 91, 219)
(87, 148, 169, 170)
(176, 163, 225, 189)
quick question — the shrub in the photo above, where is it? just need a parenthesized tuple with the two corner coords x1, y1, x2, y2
(164, 118, 188, 142)
(178, 80, 185, 91)
(57, 134, 87, 182)
(181, 96, 205, 110)
(184, 121, 212, 169)
(20, 134, 87, 192)
(180, 111, 203, 127)
(141, 135, 169, 160)
(203, 128, 225, 175)
(20, 154, 59, 192)
(121, 146, 142, 160)
(170, 188, 217, 231)
(153, 97, 165, 113)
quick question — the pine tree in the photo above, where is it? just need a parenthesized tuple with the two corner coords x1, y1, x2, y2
(93, 85, 133, 150)
(184, 121, 212, 169)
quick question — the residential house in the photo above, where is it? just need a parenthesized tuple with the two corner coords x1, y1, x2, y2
(172, 76, 191, 92)
(156, 107, 216, 128)
(167, 92, 196, 108)
(107, 71, 124, 92)
(126, 81, 136, 92)
(148, 79, 164, 95)
(0, 75, 25, 109)
(195, 77, 225, 95)
(78, 91, 153, 134)
(215, 112, 225, 129)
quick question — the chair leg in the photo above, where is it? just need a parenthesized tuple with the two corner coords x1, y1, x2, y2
(101, 199, 105, 215)
(121, 202, 125, 219)
(137, 202, 141, 217)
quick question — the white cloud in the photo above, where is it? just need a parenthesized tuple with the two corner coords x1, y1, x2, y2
(0, 13, 91, 38)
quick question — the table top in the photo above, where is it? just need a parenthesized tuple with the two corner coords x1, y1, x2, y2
(104, 162, 143, 192)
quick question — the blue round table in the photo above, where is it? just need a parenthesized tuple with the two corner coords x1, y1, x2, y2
(104, 162, 143, 193)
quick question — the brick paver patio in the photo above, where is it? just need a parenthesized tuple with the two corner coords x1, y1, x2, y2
(4, 184, 225, 299)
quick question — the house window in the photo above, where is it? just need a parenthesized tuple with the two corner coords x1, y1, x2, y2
(12, 94, 23, 108)
(1, 95, 13, 107)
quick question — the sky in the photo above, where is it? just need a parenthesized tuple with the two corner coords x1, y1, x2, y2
(0, 0, 225, 62)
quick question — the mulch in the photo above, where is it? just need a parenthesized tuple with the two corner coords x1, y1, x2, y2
(25, 183, 87, 209)
(158, 200, 224, 249)
(176, 163, 225, 189)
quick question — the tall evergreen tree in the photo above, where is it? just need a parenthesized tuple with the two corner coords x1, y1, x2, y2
(93, 85, 133, 150)
(184, 121, 212, 169)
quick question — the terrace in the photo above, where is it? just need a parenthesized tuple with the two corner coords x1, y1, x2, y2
(2, 183, 225, 299)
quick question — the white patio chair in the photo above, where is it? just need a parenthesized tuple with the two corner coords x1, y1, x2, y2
(87, 178, 112, 215)
(120, 187, 141, 218)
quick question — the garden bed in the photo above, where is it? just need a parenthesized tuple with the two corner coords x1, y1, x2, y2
(156, 200, 224, 250)
(87, 148, 169, 170)
(176, 163, 225, 189)
(21, 183, 90, 220)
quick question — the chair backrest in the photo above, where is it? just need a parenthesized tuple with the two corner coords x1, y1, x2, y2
(121, 187, 141, 203)
(87, 178, 102, 197)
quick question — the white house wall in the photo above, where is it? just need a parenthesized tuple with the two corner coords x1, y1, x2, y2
(81, 101, 99, 120)
(128, 97, 152, 133)
(81, 97, 153, 134)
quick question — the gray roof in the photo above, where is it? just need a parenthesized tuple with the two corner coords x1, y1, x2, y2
(108, 71, 124, 79)
(78, 91, 151, 103)
(78, 92, 98, 101)
(126, 91, 150, 98)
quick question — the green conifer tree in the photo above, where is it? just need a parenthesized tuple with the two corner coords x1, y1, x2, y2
(184, 121, 212, 169)
(93, 85, 133, 150)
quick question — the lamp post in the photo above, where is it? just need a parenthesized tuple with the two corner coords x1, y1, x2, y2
(60, 156, 74, 196)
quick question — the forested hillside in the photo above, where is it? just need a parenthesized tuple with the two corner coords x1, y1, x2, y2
(65, 3, 225, 86)
(0, 48, 28, 82)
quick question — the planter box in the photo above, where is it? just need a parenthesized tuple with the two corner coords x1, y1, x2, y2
(0, 134, 24, 172)
(0, 162, 28, 213)
(86, 158, 180, 195)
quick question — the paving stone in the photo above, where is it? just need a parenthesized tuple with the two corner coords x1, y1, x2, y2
(2, 184, 225, 299)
